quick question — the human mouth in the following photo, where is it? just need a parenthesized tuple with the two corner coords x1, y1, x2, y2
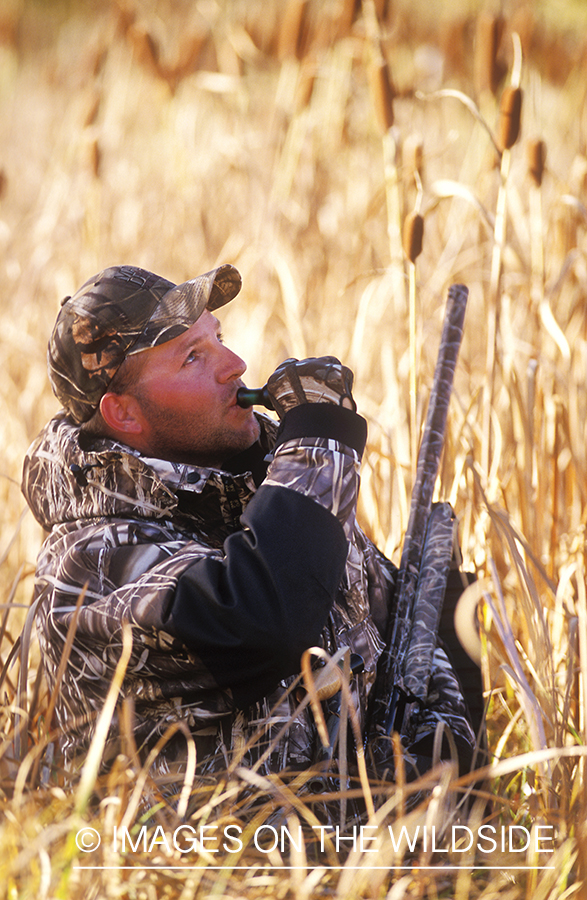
(228, 387, 250, 413)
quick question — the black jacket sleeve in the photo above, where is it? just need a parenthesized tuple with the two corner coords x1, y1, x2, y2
(166, 483, 348, 707)
(162, 405, 367, 707)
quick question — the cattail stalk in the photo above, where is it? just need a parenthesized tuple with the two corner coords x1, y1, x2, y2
(404, 133, 424, 187)
(364, 2, 405, 333)
(527, 139, 546, 291)
(367, 35, 397, 266)
(382, 131, 405, 302)
(526, 139, 562, 369)
(403, 211, 424, 476)
(523, 359, 538, 552)
(127, 23, 160, 77)
(483, 33, 523, 483)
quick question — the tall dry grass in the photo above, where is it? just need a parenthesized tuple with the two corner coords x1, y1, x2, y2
(1, 0, 587, 896)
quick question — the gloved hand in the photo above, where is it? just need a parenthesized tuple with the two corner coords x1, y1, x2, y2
(266, 356, 356, 419)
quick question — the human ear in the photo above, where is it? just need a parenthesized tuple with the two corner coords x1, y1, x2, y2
(99, 392, 144, 436)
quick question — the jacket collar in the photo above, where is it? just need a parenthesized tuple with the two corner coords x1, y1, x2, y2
(22, 410, 277, 540)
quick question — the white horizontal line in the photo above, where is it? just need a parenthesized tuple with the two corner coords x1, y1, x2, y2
(73, 865, 556, 871)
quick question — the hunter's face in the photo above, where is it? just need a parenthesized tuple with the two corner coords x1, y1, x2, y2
(128, 310, 261, 467)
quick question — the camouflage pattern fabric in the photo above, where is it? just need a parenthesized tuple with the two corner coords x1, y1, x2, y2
(22, 411, 475, 785)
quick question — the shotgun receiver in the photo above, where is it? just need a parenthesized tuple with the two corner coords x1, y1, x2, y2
(367, 283, 469, 749)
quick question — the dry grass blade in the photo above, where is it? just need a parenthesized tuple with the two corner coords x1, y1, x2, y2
(0, 563, 27, 670)
(416, 88, 502, 159)
(74, 621, 133, 815)
(13, 594, 43, 763)
(43, 585, 87, 738)
(300, 646, 375, 819)
(484, 563, 549, 765)
(428, 180, 495, 229)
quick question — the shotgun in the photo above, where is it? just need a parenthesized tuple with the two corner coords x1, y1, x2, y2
(367, 282, 469, 749)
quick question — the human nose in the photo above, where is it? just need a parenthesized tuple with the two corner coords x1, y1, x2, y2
(217, 344, 247, 382)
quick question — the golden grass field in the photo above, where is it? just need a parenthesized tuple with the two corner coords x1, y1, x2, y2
(1, 0, 587, 896)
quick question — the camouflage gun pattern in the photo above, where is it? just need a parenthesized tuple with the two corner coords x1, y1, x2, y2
(368, 282, 469, 749)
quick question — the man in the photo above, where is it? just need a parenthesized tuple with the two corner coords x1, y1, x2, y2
(22, 263, 476, 790)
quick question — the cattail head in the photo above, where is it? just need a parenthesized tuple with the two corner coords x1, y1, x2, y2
(368, 55, 395, 134)
(277, 0, 309, 60)
(526, 138, 546, 187)
(498, 86, 523, 151)
(403, 212, 424, 263)
(474, 13, 504, 96)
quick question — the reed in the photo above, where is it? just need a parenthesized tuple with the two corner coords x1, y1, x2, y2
(403, 210, 424, 475)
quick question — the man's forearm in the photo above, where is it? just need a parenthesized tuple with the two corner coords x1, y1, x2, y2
(263, 404, 367, 539)
(168, 483, 348, 706)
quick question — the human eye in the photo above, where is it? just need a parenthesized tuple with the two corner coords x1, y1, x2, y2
(183, 347, 200, 366)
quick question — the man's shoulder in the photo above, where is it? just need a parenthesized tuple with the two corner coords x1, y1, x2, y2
(22, 410, 178, 531)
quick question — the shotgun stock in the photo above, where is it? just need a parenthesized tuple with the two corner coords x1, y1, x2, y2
(368, 283, 469, 748)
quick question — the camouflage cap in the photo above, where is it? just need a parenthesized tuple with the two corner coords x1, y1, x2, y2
(48, 263, 242, 424)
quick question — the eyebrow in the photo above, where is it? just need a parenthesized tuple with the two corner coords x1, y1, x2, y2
(172, 315, 222, 356)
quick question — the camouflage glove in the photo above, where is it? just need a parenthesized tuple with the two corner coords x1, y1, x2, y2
(266, 356, 356, 419)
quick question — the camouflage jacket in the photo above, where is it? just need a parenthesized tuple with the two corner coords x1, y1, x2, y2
(22, 405, 475, 782)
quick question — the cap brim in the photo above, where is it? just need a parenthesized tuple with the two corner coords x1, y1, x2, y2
(131, 264, 242, 352)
